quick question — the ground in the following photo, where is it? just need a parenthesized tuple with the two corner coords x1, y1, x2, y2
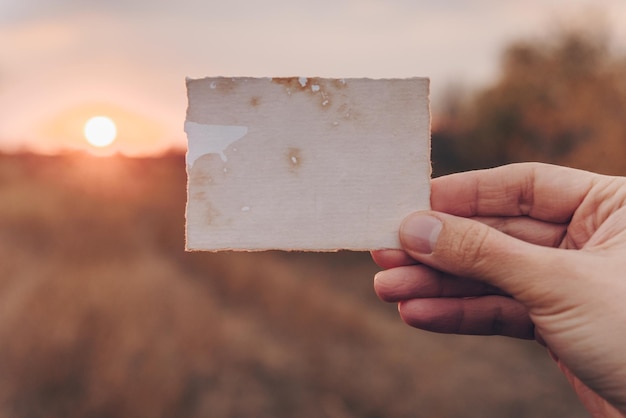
(0, 152, 586, 417)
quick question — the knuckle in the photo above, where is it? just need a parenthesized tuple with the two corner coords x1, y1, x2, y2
(450, 222, 492, 268)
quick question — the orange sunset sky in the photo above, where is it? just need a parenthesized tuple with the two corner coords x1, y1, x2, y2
(1, 0, 626, 156)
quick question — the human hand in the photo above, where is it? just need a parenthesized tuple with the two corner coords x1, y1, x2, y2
(372, 163, 626, 416)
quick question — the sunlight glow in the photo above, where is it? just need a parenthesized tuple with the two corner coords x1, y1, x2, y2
(84, 116, 117, 147)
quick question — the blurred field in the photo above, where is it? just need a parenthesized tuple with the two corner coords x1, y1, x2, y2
(0, 151, 586, 417)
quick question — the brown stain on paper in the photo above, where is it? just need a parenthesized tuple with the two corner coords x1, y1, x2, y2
(205, 202, 220, 226)
(271, 77, 335, 110)
(332, 79, 348, 90)
(286, 147, 303, 173)
(189, 170, 213, 187)
(191, 191, 207, 201)
(249, 96, 260, 107)
(271, 77, 310, 91)
(214, 78, 237, 95)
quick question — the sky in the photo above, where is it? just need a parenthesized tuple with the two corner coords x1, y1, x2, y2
(1, 0, 626, 156)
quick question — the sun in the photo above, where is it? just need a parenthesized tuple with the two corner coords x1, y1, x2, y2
(84, 116, 117, 147)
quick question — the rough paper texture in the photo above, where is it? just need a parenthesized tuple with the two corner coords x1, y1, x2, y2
(185, 77, 431, 251)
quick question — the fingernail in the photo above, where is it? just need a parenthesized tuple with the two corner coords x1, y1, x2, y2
(400, 215, 442, 254)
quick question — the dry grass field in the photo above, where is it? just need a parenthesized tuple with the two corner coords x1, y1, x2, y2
(0, 151, 586, 417)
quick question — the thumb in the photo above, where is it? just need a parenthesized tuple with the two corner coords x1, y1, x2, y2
(399, 211, 564, 300)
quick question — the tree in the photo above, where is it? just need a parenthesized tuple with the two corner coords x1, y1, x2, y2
(433, 27, 626, 176)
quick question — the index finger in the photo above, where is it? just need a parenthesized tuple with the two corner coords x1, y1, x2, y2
(432, 162, 597, 223)
(371, 249, 416, 268)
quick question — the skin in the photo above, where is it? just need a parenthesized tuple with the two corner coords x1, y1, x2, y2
(372, 163, 626, 417)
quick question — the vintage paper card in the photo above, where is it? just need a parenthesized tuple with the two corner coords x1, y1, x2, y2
(185, 77, 431, 251)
